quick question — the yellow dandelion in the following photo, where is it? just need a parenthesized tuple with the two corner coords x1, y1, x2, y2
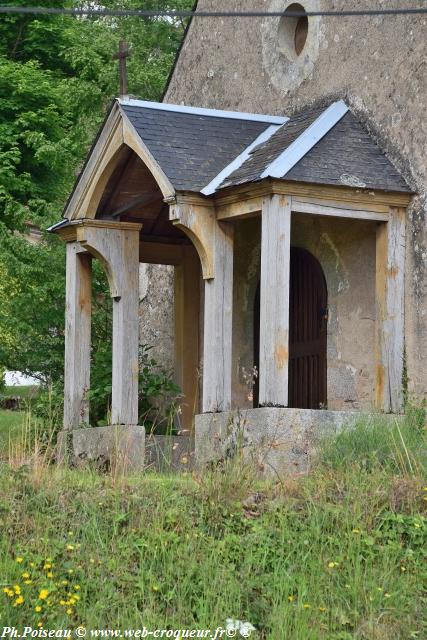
(74, 594, 81, 601)
(47, 573, 53, 579)
(15, 595, 24, 605)
(328, 561, 339, 568)
(66, 608, 73, 615)
(35, 606, 42, 613)
(76, 543, 81, 549)
(401, 566, 406, 572)
(352, 529, 360, 534)
(3, 588, 14, 597)
(24, 580, 32, 585)
(60, 600, 66, 606)
(151, 584, 159, 592)
(38, 589, 49, 600)
(66, 545, 74, 551)
(74, 585, 81, 591)
(319, 606, 326, 612)
(61, 580, 68, 585)
(43, 563, 52, 570)
(13, 585, 21, 594)
(288, 595, 294, 602)
(303, 603, 311, 609)
(37, 623, 43, 628)
(68, 569, 74, 574)
(21, 572, 30, 579)
(30, 562, 35, 568)
(414, 523, 421, 529)
(423, 487, 427, 491)
(89, 558, 95, 564)
(16, 557, 23, 564)
(384, 593, 391, 598)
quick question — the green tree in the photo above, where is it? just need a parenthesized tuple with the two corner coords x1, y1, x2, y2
(0, 1, 193, 398)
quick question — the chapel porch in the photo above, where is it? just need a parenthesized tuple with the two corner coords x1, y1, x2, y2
(50, 98, 412, 473)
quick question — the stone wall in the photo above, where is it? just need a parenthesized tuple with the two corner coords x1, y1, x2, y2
(139, 263, 175, 373)
(165, 0, 427, 401)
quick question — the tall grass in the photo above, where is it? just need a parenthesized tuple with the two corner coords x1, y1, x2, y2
(0, 409, 425, 637)
(318, 412, 426, 476)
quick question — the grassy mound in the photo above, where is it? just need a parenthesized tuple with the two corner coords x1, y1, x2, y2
(0, 415, 425, 638)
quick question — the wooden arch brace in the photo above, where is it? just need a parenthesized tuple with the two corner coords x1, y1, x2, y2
(64, 102, 175, 221)
(60, 220, 142, 427)
(170, 200, 234, 412)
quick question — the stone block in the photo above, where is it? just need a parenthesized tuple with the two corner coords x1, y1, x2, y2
(195, 408, 363, 476)
(57, 425, 145, 473)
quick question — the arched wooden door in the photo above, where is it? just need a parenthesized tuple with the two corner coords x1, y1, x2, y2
(253, 247, 327, 409)
(288, 247, 327, 409)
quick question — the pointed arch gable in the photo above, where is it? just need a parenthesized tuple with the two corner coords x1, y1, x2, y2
(64, 101, 175, 221)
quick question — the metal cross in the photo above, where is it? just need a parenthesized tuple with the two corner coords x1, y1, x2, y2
(113, 40, 130, 96)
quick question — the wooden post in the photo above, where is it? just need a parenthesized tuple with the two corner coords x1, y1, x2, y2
(174, 245, 201, 430)
(375, 207, 406, 412)
(111, 233, 140, 425)
(202, 221, 234, 412)
(259, 194, 292, 407)
(63, 243, 92, 430)
(76, 221, 142, 425)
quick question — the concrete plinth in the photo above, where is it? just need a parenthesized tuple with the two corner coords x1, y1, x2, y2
(195, 408, 364, 475)
(57, 425, 145, 473)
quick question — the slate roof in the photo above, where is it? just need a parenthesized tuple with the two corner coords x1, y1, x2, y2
(221, 109, 410, 193)
(221, 105, 324, 188)
(120, 99, 410, 195)
(120, 102, 276, 192)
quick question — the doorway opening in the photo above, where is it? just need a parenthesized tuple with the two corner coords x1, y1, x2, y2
(253, 247, 328, 409)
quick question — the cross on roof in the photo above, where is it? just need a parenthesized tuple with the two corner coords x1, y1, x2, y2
(113, 40, 130, 96)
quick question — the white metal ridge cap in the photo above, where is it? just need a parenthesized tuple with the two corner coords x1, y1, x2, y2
(261, 100, 349, 179)
(201, 121, 289, 196)
(117, 97, 288, 125)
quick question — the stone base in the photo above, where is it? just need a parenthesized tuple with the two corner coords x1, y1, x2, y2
(57, 425, 145, 473)
(195, 408, 377, 476)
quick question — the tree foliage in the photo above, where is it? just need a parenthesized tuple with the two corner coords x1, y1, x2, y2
(0, 0, 193, 385)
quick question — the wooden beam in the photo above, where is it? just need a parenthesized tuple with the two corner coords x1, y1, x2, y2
(63, 243, 92, 430)
(292, 199, 389, 221)
(214, 179, 412, 213)
(202, 221, 234, 412)
(375, 207, 406, 412)
(259, 194, 291, 407)
(217, 196, 263, 220)
(174, 246, 201, 431)
(139, 241, 183, 265)
(110, 191, 160, 218)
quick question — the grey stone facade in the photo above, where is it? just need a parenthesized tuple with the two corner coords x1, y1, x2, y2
(164, 0, 426, 401)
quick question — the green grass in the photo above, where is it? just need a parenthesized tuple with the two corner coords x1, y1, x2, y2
(2, 385, 39, 399)
(0, 409, 26, 458)
(0, 415, 425, 638)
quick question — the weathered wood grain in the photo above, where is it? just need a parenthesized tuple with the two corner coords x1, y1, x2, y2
(174, 245, 201, 430)
(77, 221, 142, 425)
(375, 207, 406, 412)
(259, 194, 291, 407)
(63, 243, 92, 430)
(202, 221, 234, 412)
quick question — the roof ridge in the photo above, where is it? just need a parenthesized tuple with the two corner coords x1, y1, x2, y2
(261, 100, 349, 179)
(118, 97, 287, 125)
